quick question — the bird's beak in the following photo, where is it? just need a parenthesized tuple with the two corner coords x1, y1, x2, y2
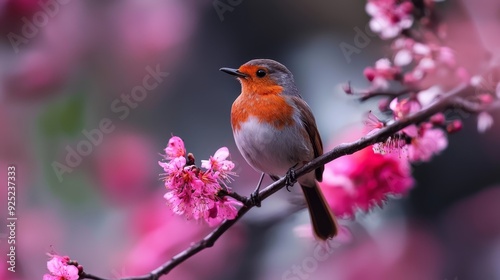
(219, 67, 248, 78)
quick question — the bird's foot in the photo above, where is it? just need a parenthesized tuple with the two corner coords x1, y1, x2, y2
(250, 190, 261, 207)
(285, 167, 297, 192)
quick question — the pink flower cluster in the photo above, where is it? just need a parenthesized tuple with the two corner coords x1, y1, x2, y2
(364, 0, 499, 134)
(158, 136, 240, 226)
(320, 144, 414, 219)
(362, 39, 458, 90)
(392, 38, 456, 84)
(359, 2, 469, 164)
(363, 58, 400, 90)
(366, 0, 414, 39)
(43, 254, 80, 280)
(370, 101, 449, 162)
(330, 0, 489, 218)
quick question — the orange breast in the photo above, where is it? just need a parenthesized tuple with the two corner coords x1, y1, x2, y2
(231, 92, 295, 131)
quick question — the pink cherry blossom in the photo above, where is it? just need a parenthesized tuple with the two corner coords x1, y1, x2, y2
(364, 111, 385, 134)
(201, 147, 236, 183)
(43, 254, 79, 280)
(159, 136, 239, 226)
(364, 58, 400, 89)
(389, 97, 421, 119)
(417, 86, 442, 107)
(205, 197, 241, 227)
(372, 134, 407, 156)
(407, 126, 448, 162)
(430, 113, 446, 125)
(394, 49, 413, 66)
(164, 136, 186, 159)
(446, 119, 463, 133)
(372, 122, 448, 163)
(366, 0, 414, 39)
(320, 146, 414, 219)
(437, 47, 456, 66)
(477, 112, 494, 133)
(391, 38, 456, 86)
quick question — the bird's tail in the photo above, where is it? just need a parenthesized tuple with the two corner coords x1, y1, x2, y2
(300, 183, 338, 240)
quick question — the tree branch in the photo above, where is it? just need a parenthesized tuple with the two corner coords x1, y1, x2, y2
(80, 273, 110, 280)
(359, 88, 414, 101)
(80, 82, 469, 280)
(451, 96, 500, 113)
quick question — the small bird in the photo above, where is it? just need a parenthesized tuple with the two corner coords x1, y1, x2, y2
(220, 59, 338, 240)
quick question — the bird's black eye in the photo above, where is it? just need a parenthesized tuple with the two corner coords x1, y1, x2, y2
(256, 69, 266, 78)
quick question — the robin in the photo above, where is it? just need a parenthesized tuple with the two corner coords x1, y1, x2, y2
(220, 59, 338, 240)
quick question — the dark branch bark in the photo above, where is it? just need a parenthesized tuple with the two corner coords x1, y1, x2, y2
(359, 88, 414, 101)
(81, 82, 470, 280)
(80, 273, 110, 280)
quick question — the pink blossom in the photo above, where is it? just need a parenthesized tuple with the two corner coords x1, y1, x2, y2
(437, 47, 456, 66)
(163, 168, 207, 219)
(407, 126, 448, 162)
(403, 71, 423, 84)
(164, 136, 186, 159)
(205, 197, 241, 227)
(394, 49, 413, 66)
(159, 136, 239, 226)
(430, 113, 446, 125)
(417, 57, 436, 71)
(201, 147, 236, 183)
(372, 134, 407, 155)
(390, 97, 421, 119)
(43, 254, 79, 280)
(412, 42, 432, 56)
(320, 146, 414, 219)
(364, 58, 400, 89)
(477, 112, 494, 133)
(478, 93, 494, 104)
(366, 0, 414, 39)
(470, 75, 484, 87)
(416, 86, 442, 107)
(364, 111, 385, 134)
(446, 120, 463, 133)
(391, 39, 455, 86)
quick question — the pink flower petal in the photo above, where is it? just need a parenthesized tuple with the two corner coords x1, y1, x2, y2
(164, 136, 186, 159)
(394, 49, 413, 66)
(478, 112, 494, 133)
(321, 145, 414, 219)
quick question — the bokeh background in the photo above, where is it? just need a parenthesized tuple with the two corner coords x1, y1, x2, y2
(1, 0, 499, 279)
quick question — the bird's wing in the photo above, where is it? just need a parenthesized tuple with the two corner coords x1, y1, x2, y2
(290, 96, 324, 182)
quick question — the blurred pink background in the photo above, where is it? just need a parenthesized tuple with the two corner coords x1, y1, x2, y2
(0, 0, 499, 279)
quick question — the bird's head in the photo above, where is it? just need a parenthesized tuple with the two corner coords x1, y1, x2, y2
(220, 59, 298, 96)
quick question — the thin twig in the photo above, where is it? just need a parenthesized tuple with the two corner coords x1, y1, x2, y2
(81, 82, 469, 280)
(80, 273, 110, 280)
(359, 88, 414, 101)
(218, 189, 249, 205)
(451, 96, 500, 113)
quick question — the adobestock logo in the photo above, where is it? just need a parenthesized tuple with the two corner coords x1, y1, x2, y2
(51, 64, 169, 182)
(281, 242, 340, 280)
(7, 0, 72, 53)
(339, 24, 377, 64)
(213, 0, 244, 21)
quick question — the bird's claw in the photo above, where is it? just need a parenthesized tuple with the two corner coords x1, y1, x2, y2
(285, 168, 297, 192)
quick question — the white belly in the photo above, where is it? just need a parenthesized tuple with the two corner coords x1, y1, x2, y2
(233, 116, 312, 177)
